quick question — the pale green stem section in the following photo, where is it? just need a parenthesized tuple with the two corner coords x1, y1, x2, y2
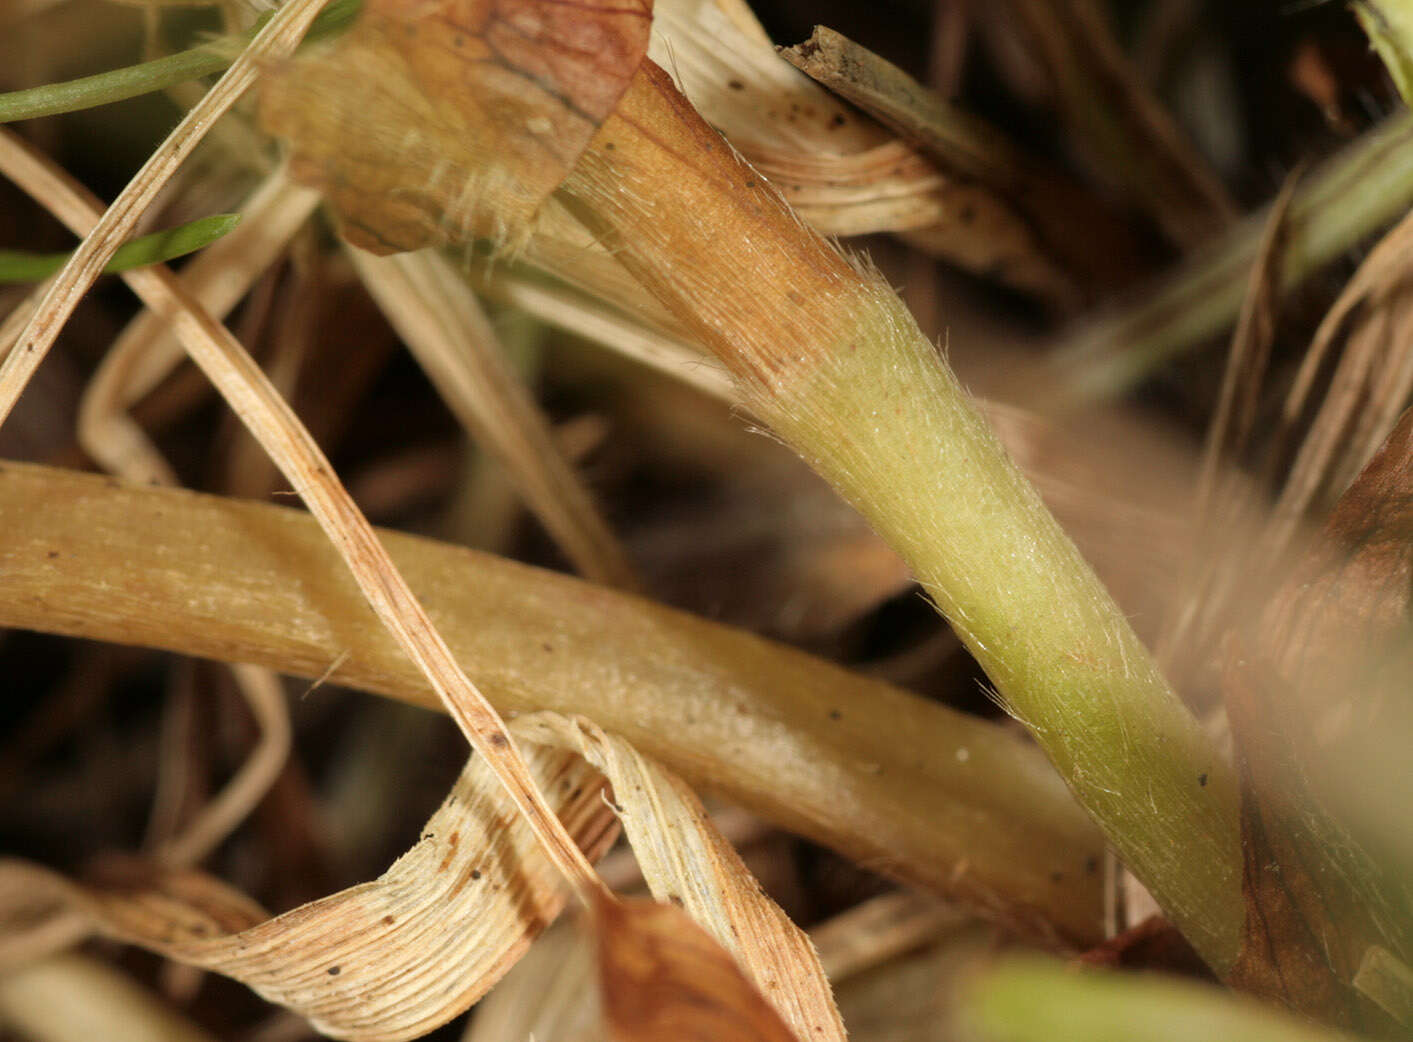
(1054, 112, 1413, 400)
(754, 280, 1241, 970)
(561, 62, 1241, 970)
(961, 957, 1373, 1042)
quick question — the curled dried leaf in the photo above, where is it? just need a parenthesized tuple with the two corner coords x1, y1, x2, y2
(260, 0, 652, 252)
(0, 725, 620, 1042)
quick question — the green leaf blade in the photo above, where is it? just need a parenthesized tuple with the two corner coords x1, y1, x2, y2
(0, 212, 241, 284)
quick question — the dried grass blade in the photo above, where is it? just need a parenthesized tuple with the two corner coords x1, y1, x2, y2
(347, 247, 639, 589)
(474, 266, 739, 405)
(518, 712, 846, 1042)
(0, 724, 620, 1042)
(1264, 207, 1413, 559)
(78, 166, 321, 484)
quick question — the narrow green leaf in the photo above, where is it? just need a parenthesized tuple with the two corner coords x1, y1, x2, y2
(0, 0, 361, 124)
(0, 47, 228, 124)
(0, 213, 240, 284)
(961, 957, 1373, 1042)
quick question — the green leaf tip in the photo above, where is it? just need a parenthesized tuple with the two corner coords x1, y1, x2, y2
(0, 213, 241, 284)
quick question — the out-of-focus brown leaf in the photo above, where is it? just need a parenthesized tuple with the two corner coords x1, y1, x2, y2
(977, 0, 1234, 250)
(1224, 408, 1413, 1035)
(593, 893, 801, 1042)
(1159, 168, 1301, 681)
(0, 726, 620, 1042)
(260, 0, 651, 253)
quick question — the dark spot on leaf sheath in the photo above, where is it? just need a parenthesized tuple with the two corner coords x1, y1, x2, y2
(728, 78, 744, 90)
(1050, 871, 1064, 884)
(605, 141, 616, 150)
(470, 869, 482, 880)
(828, 709, 842, 721)
(542, 642, 553, 652)
(1199, 772, 1209, 787)
(1085, 855, 1099, 874)
(383, 915, 395, 925)
(327, 966, 341, 976)
(830, 113, 847, 128)
(744, 179, 757, 188)
(448, 831, 459, 847)
(489, 732, 508, 748)
(46, 550, 58, 559)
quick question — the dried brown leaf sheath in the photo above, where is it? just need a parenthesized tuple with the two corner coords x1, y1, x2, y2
(594, 894, 802, 1042)
(0, 727, 620, 1042)
(260, 0, 651, 252)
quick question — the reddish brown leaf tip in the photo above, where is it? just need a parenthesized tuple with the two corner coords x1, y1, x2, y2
(593, 894, 802, 1042)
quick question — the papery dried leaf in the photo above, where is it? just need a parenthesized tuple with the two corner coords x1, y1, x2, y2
(518, 713, 846, 1042)
(0, 725, 620, 1042)
(260, 0, 652, 253)
(593, 893, 801, 1042)
(1224, 409, 1413, 1034)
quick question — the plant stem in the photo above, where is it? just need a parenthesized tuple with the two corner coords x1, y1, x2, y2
(559, 61, 1243, 969)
